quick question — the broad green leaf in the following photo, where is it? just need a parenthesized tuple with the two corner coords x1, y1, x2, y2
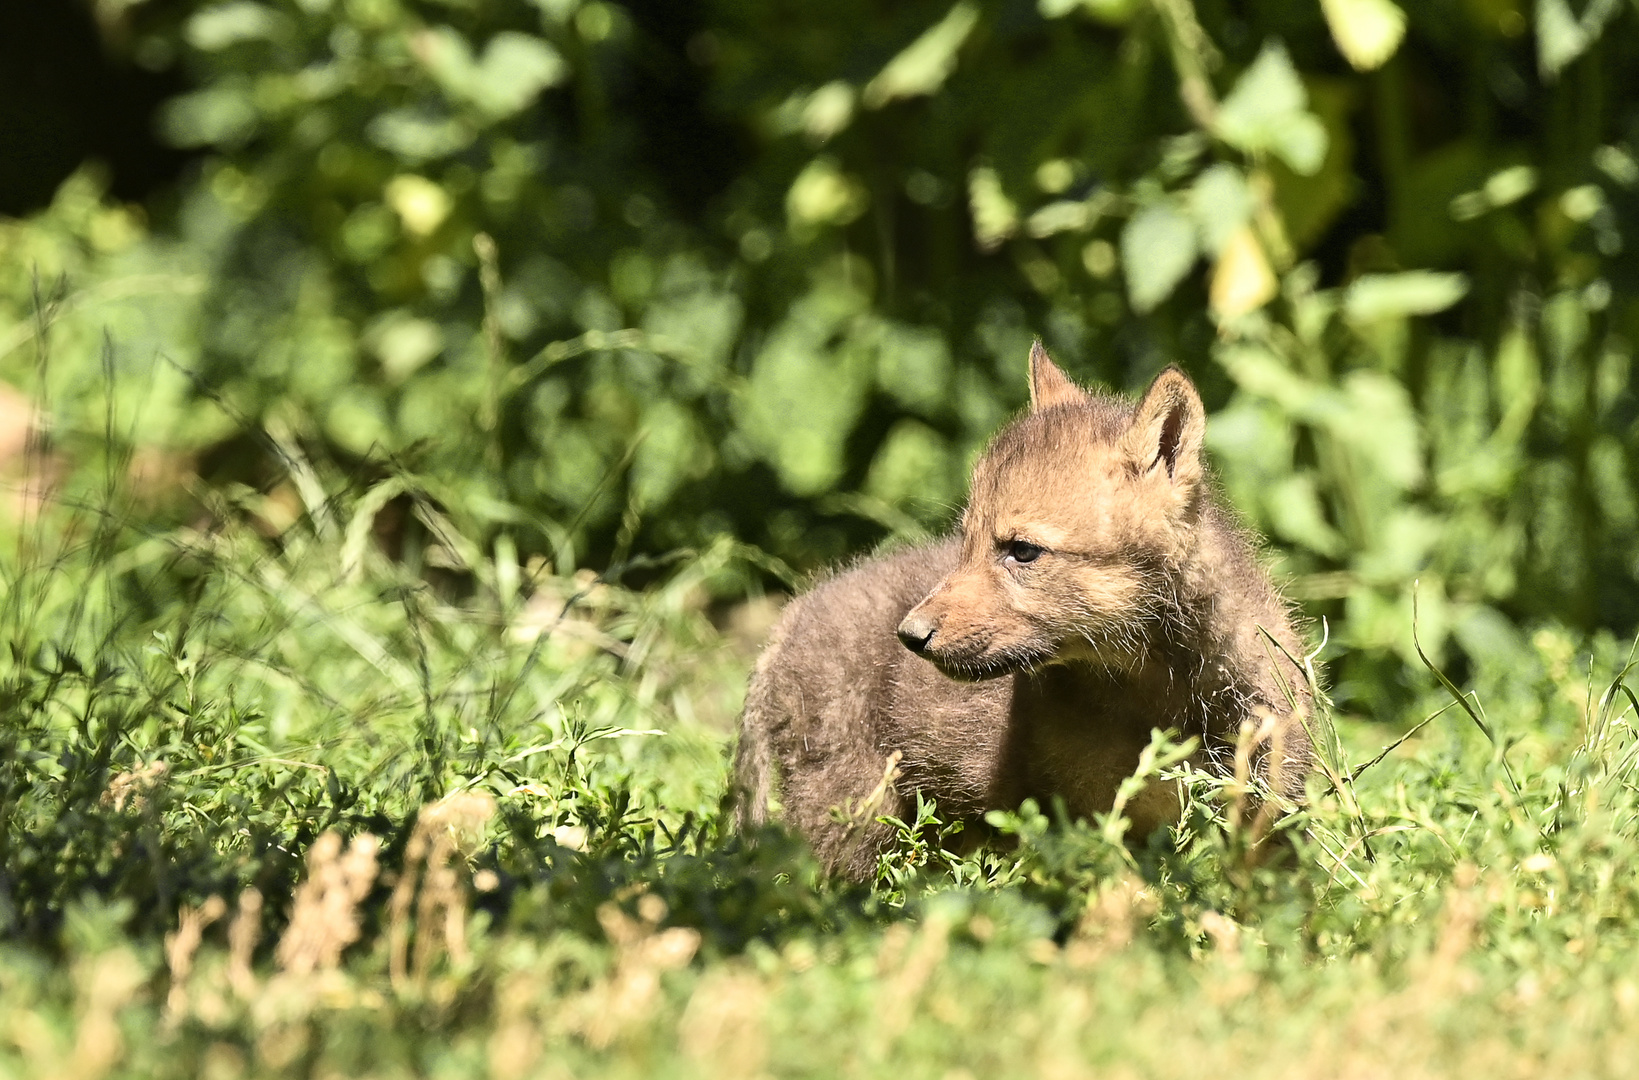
(1492, 325, 1540, 445)
(1319, 0, 1406, 71)
(1451, 605, 1530, 668)
(1452, 164, 1539, 220)
(803, 82, 857, 142)
(365, 312, 445, 382)
(876, 324, 953, 413)
(1343, 272, 1469, 324)
(417, 29, 567, 118)
(1215, 42, 1329, 176)
(862, 2, 979, 107)
(1337, 369, 1424, 491)
(159, 85, 260, 148)
(469, 33, 568, 116)
(631, 400, 707, 511)
(865, 419, 958, 509)
(1266, 473, 1346, 556)
(1217, 344, 1333, 419)
(1595, 145, 1639, 188)
(1484, 165, 1538, 207)
(1591, 435, 1639, 527)
(788, 158, 868, 227)
(1537, 0, 1621, 79)
(740, 281, 874, 496)
(968, 167, 1018, 251)
(383, 176, 452, 237)
(1038, 0, 1140, 21)
(1209, 226, 1277, 320)
(1354, 508, 1442, 585)
(185, 2, 284, 50)
(1121, 201, 1198, 313)
(1189, 164, 1253, 255)
(325, 388, 390, 457)
(367, 110, 473, 161)
(1027, 199, 1094, 237)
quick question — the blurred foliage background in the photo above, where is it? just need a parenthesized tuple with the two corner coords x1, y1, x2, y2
(4, 0, 1639, 717)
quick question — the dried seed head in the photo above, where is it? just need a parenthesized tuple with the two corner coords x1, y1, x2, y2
(679, 970, 768, 1077)
(102, 761, 168, 813)
(163, 896, 228, 1027)
(275, 832, 380, 976)
(228, 887, 264, 1000)
(389, 793, 498, 987)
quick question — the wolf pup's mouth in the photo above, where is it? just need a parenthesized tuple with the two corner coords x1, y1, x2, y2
(921, 645, 1050, 683)
(924, 656, 1010, 683)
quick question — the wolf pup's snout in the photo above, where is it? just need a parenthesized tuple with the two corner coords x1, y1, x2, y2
(896, 608, 937, 654)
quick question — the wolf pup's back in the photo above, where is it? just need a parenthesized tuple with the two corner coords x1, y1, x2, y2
(734, 343, 1316, 879)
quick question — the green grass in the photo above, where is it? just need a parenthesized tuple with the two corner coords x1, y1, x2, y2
(5, 447, 1639, 1080)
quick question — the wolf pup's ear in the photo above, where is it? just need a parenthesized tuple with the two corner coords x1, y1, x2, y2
(1120, 366, 1206, 489)
(1028, 340, 1085, 412)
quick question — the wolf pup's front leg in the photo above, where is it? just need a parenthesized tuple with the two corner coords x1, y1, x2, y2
(734, 342, 1316, 878)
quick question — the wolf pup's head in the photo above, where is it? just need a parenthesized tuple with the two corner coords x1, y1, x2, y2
(897, 342, 1207, 680)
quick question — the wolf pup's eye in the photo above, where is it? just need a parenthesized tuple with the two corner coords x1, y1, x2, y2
(1005, 540, 1043, 565)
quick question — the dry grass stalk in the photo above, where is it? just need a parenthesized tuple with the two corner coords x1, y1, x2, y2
(487, 972, 544, 1080)
(1224, 708, 1290, 878)
(871, 909, 953, 1054)
(274, 831, 380, 976)
(1424, 861, 1483, 989)
(575, 892, 701, 1049)
(65, 949, 147, 1080)
(387, 792, 496, 988)
(1065, 875, 1156, 968)
(228, 887, 264, 1000)
(101, 760, 168, 813)
(1198, 910, 1241, 958)
(164, 895, 228, 1027)
(836, 751, 903, 872)
(678, 968, 768, 1078)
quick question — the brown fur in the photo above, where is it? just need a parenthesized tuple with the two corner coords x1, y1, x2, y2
(733, 343, 1316, 879)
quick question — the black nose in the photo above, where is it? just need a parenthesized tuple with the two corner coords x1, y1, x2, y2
(897, 611, 936, 654)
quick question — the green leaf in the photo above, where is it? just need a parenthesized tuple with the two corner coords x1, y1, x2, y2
(1336, 369, 1424, 492)
(1319, 0, 1406, 72)
(1343, 272, 1469, 324)
(471, 32, 568, 116)
(1189, 164, 1253, 256)
(1266, 473, 1346, 557)
(876, 324, 953, 413)
(367, 110, 474, 161)
(787, 158, 869, 227)
(185, 2, 285, 50)
(803, 82, 857, 142)
(739, 280, 875, 496)
(158, 85, 260, 148)
(862, 2, 979, 108)
(1537, 0, 1622, 80)
(968, 166, 1018, 251)
(1121, 201, 1198, 313)
(1215, 41, 1329, 176)
(865, 419, 957, 509)
(1038, 0, 1140, 21)
(417, 28, 568, 119)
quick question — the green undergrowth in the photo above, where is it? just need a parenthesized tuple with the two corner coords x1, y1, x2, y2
(5, 452, 1639, 1080)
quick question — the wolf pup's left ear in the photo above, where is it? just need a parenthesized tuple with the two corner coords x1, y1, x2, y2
(1120, 365, 1205, 489)
(1028, 340, 1086, 412)
(1029, 340, 1081, 411)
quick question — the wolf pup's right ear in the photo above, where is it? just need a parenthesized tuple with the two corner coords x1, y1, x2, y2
(1120, 365, 1206, 491)
(1028, 340, 1085, 412)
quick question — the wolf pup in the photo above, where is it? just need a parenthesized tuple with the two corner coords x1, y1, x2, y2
(733, 342, 1315, 879)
